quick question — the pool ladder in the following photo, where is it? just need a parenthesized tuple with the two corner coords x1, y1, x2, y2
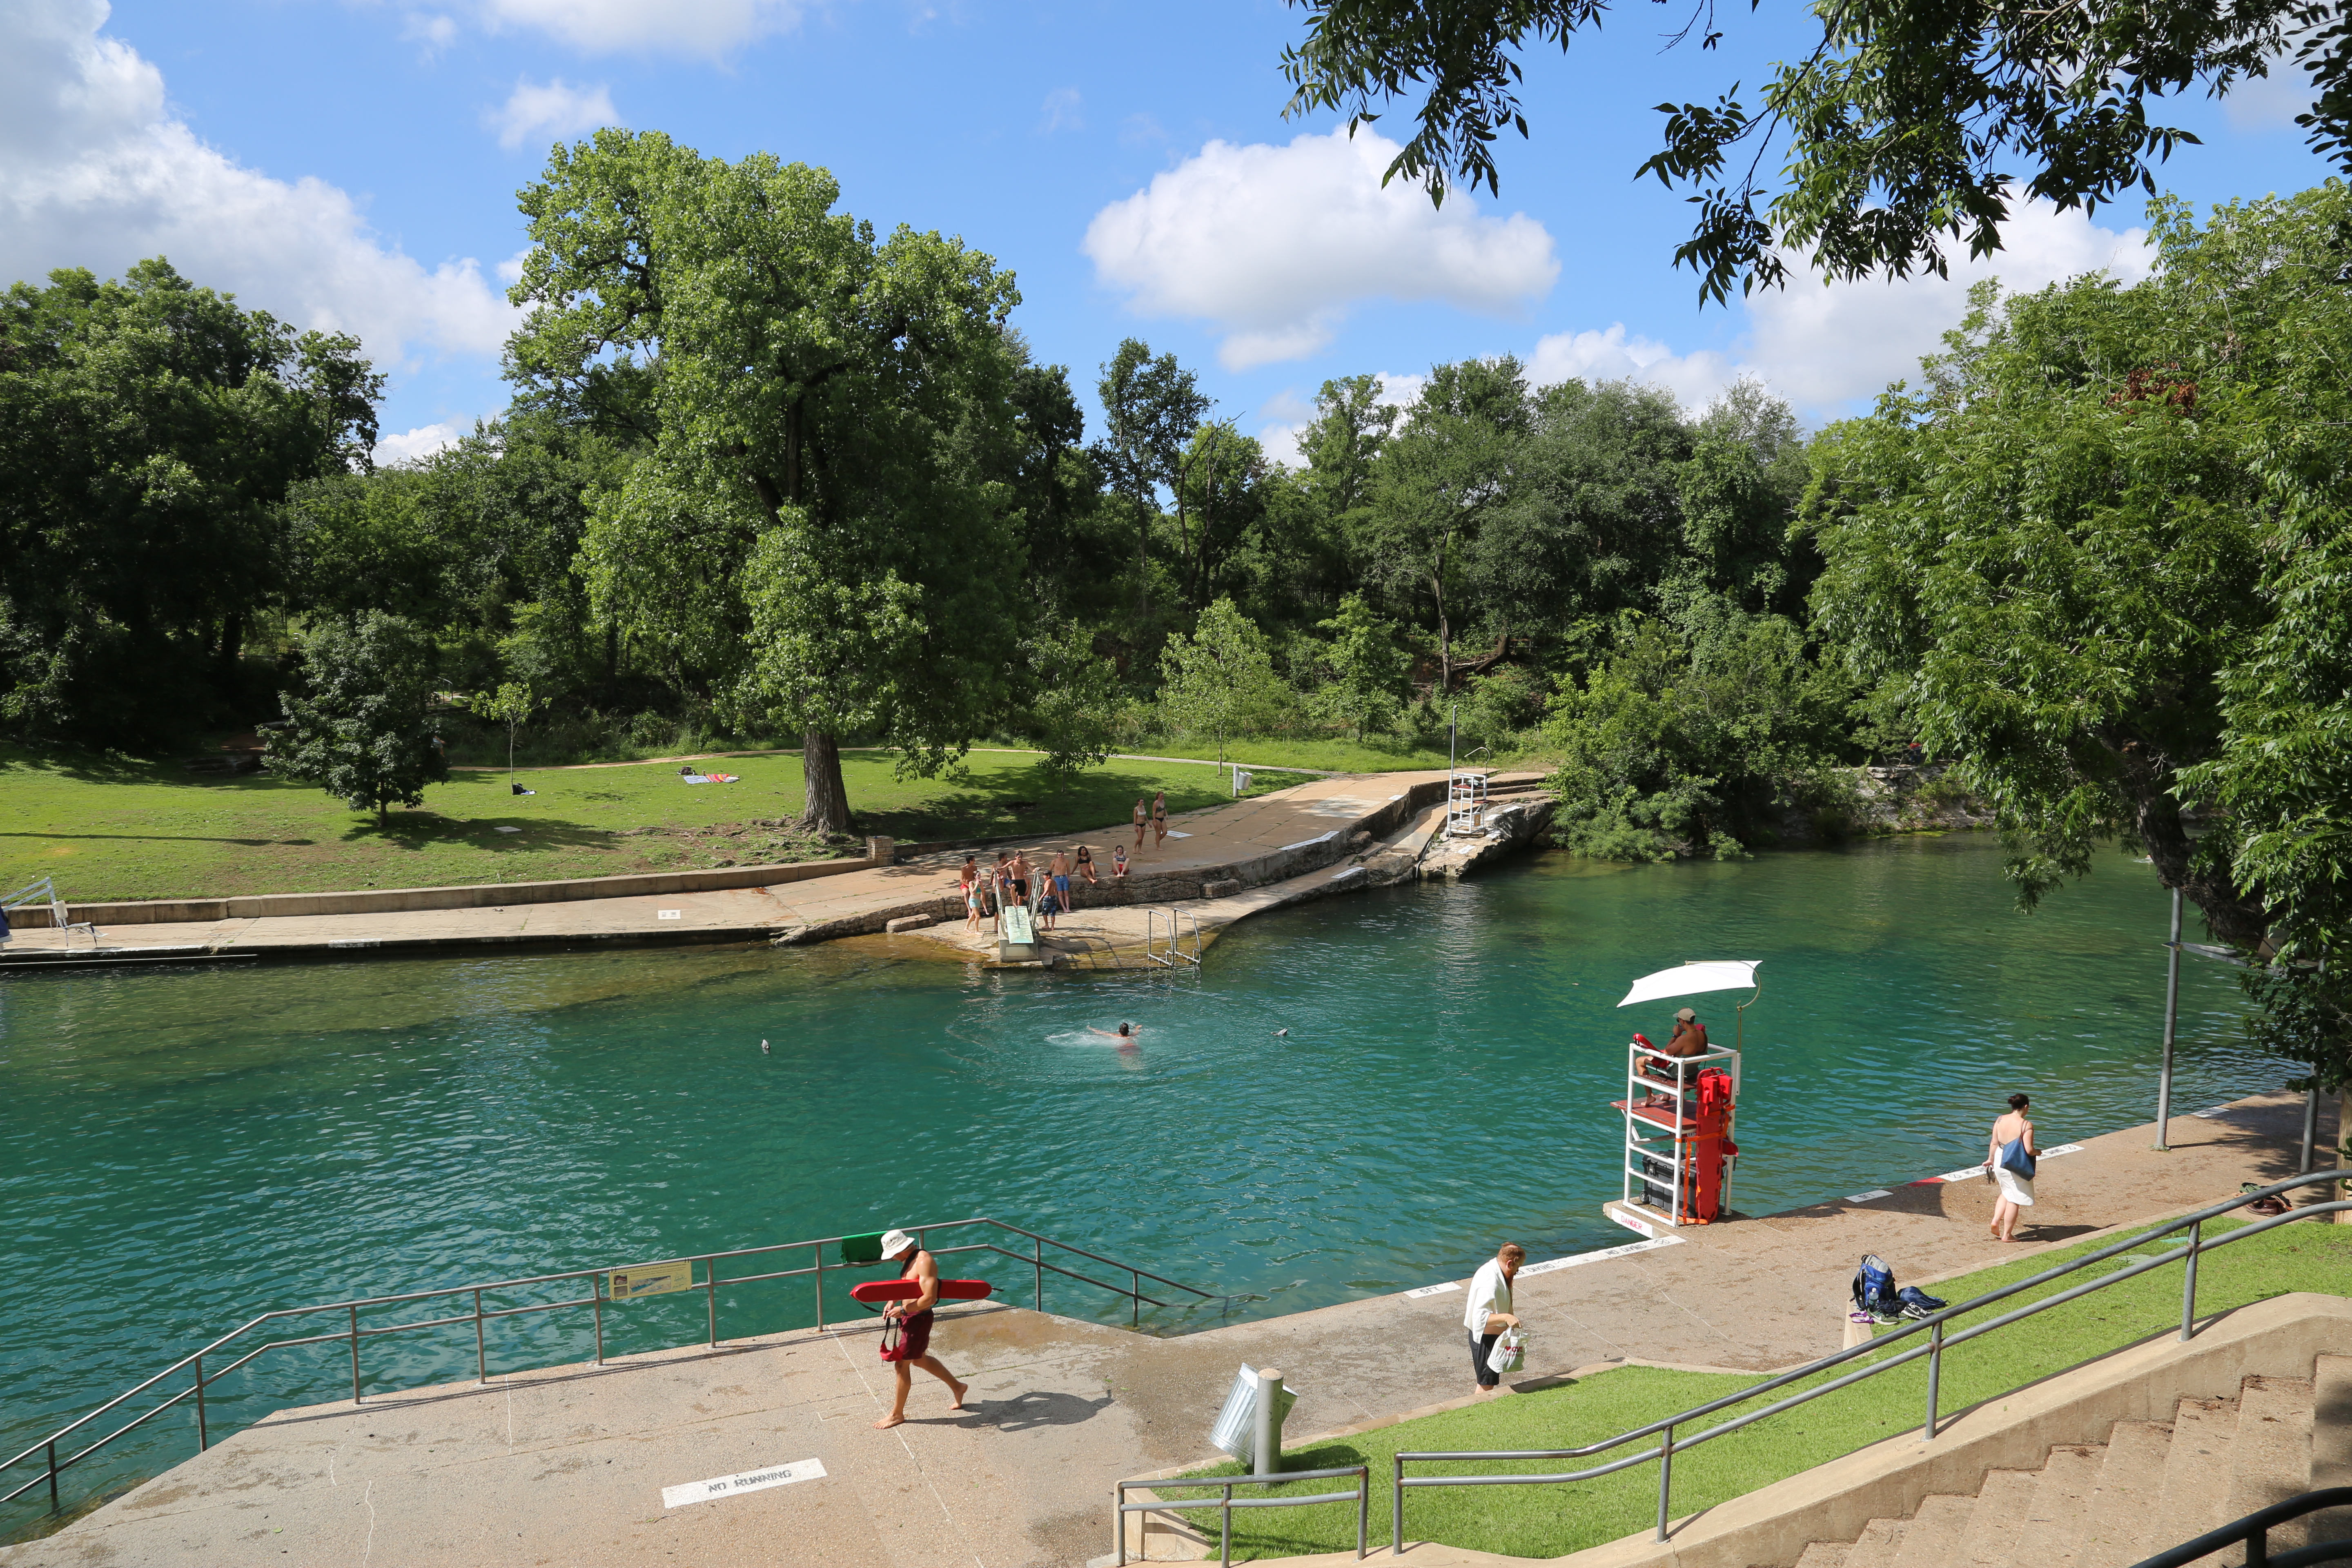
(1143, 907, 1202, 968)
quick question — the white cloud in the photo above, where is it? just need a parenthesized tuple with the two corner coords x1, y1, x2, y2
(1, 0, 516, 369)
(373, 419, 472, 466)
(1525, 200, 2155, 416)
(1038, 87, 1082, 134)
(468, 0, 808, 55)
(1084, 128, 1559, 370)
(488, 77, 619, 151)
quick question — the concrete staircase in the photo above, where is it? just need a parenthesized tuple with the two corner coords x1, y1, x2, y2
(1786, 1359, 2352, 1568)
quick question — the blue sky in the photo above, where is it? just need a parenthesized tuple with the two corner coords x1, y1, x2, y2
(3, 0, 2331, 462)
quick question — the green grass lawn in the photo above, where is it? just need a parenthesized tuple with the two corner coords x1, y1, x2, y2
(1181, 1217, 2352, 1561)
(0, 743, 1292, 902)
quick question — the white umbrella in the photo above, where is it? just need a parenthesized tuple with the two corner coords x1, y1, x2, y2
(1616, 960, 1760, 1009)
(1617, 960, 1762, 1051)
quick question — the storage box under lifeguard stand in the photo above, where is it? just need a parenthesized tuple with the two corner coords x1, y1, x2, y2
(1615, 1043, 1741, 1225)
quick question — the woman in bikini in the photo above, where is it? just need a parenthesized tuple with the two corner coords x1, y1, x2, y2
(1132, 798, 1148, 849)
(1112, 842, 1129, 880)
(1074, 844, 1097, 886)
(1152, 790, 1169, 848)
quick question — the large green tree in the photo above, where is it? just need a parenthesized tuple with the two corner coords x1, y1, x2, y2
(0, 258, 381, 738)
(1361, 357, 1528, 692)
(1279, 0, 2325, 304)
(270, 612, 449, 825)
(508, 130, 1029, 834)
(1092, 339, 1209, 624)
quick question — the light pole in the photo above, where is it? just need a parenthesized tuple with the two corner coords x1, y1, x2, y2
(2156, 886, 2182, 1150)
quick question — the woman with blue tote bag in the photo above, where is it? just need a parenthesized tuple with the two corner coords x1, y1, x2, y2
(1987, 1093, 2040, 1243)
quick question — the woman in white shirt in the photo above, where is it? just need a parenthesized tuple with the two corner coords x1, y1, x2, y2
(1463, 1243, 1525, 1393)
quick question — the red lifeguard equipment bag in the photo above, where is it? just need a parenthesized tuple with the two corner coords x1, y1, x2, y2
(1685, 1068, 1737, 1223)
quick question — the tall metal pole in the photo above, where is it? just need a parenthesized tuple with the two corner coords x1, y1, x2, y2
(2156, 886, 2182, 1150)
(2302, 1087, 2321, 1176)
(1252, 1367, 1282, 1478)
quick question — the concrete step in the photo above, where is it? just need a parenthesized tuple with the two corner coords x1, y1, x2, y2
(1840, 1517, 1907, 1568)
(2078, 1419, 2174, 1568)
(1792, 1544, 1850, 1568)
(2218, 1376, 2315, 1561)
(1886, 1493, 1974, 1568)
(1957, 1470, 2042, 1567)
(2149, 1396, 2240, 1567)
(2311, 1354, 2352, 1546)
(2013, 1443, 2105, 1566)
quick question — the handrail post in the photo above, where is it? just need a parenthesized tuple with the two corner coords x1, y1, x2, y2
(474, 1289, 487, 1385)
(2182, 1219, 2203, 1341)
(1221, 1480, 1234, 1568)
(1035, 1236, 1044, 1311)
(194, 1353, 208, 1451)
(815, 1245, 825, 1330)
(1114, 1480, 1127, 1567)
(1655, 1423, 1674, 1542)
(592, 1275, 605, 1364)
(706, 1258, 719, 1348)
(1392, 1454, 1403, 1557)
(1356, 1463, 1370, 1559)
(47, 1439, 59, 1512)
(1131, 1268, 1140, 1327)
(2253, 1522, 2270, 1566)
(1923, 1321, 1942, 1440)
(348, 1305, 362, 1404)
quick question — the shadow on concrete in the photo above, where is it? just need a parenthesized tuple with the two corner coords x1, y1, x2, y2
(979, 1389, 1114, 1432)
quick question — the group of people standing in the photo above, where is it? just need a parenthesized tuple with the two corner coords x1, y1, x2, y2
(953, 790, 1176, 936)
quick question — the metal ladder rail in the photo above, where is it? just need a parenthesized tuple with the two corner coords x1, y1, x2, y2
(1142, 909, 1175, 967)
(1169, 907, 1203, 966)
(3, 877, 98, 947)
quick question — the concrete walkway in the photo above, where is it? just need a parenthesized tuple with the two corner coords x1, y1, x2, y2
(4, 1091, 2332, 1568)
(0, 774, 1493, 968)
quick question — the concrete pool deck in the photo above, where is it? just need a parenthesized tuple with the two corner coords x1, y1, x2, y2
(0, 773, 1546, 969)
(4, 1089, 2335, 1568)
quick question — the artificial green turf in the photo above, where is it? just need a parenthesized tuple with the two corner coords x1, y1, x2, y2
(0, 743, 1287, 902)
(1182, 1216, 2352, 1560)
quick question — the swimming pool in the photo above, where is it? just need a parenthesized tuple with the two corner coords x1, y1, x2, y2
(0, 833, 2267, 1526)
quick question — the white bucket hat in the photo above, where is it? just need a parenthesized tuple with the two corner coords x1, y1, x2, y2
(878, 1229, 918, 1260)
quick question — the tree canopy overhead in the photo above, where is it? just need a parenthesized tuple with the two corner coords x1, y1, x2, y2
(508, 129, 1031, 833)
(1279, 0, 2330, 304)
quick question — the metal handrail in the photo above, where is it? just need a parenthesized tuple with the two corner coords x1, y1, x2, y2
(1388, 1169, 2352, 1555)
(3, 1216, 1247, 1519)
(2128, 1486, 2352, 1567)
(1171, 907, 1202, 966)
(3, 876, 96, 945)
(1116, 1465, 1369, 1568)
(1144, 909, 1174, 967)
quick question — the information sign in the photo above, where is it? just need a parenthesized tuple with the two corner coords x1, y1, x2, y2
(608, 1262, 693, 1300)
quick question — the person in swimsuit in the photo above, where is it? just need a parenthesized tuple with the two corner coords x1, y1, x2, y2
(1074, 844, 1097, 886)
(1049, 848, 1073, 907)
(1152, 790, 1169, 848)
(872, 1229, 969, 1428)
(1641, 1009, 1709, 1108)
(989, 853, 1012, 934)
(1112, 843, 1129, 880)
(1087, 1022, 1138, 1040)
(959, 856, 982, 933)
(1133, 798, 1148, 849)
(1007, 849, 1033, 908)
(1987, 1093, 2039, 1243)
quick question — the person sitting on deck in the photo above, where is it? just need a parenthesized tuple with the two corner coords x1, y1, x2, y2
(1641, 1008, 1708, 1109)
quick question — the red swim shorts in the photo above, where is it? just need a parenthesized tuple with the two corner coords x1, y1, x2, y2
(880, 1308, 933, 1362)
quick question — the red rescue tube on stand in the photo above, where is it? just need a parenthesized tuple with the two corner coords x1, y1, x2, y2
(849, 1279, 994, 1303)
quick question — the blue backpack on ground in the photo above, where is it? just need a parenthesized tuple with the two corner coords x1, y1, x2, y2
(1852, 1254, 1899, 1320)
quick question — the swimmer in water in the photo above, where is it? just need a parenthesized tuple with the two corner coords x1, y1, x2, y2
(1087, 1023, 1138, 1040)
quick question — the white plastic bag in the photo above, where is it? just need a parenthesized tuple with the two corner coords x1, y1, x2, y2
(1487, 1327, 1526, 1375)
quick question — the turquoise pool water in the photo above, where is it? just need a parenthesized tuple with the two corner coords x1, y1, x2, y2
(0, 834, 2268, 1521)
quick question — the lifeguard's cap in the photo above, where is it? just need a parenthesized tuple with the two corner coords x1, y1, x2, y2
(878, 1229, 918, 1259)
(1675, 1008, 1696, 1021)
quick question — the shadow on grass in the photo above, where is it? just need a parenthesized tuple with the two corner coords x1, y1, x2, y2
(853, 760, 1247, 844)
(331, 814, 632, 855)
(0, 831, 310, 846)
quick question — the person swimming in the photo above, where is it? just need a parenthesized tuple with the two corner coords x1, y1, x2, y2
(1087, 1023, 1138, 1040)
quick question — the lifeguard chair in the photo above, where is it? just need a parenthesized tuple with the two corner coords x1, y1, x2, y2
(1612, 960, 1758, 1226)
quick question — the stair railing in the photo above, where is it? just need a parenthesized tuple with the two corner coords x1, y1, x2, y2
(0, 1216, 1250, 1523)
(2127, 1486, 2352, 1568)
(1387, 1169, 2352, 1555)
